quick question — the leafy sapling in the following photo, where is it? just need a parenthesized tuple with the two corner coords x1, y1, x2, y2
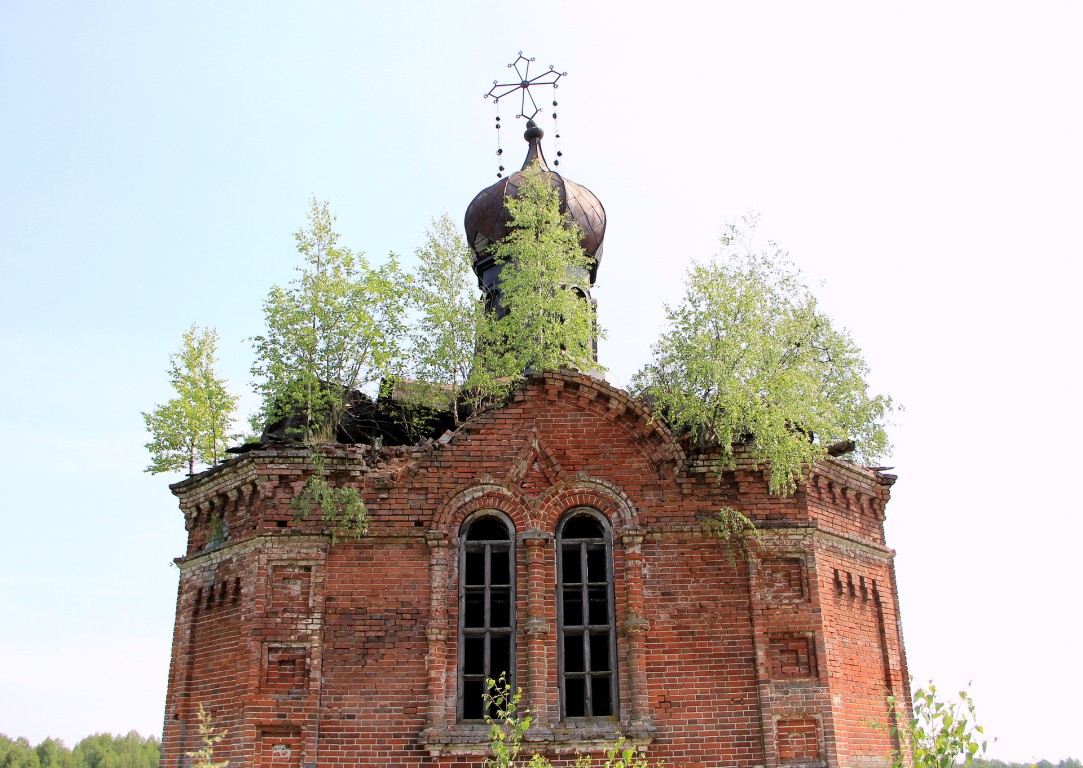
(143, 324, 239, 475)
(887, 682, 989, 768)
(479, 162, 604, 385)
(634, 213, 893, 494)
(408, 214, 487, 426)
(481, 676, 662, 768)
(186, 704, 229, 768)
(251, 197, 408, 441)
(482, 674, 547, 768)
(573, 737, 660, 768)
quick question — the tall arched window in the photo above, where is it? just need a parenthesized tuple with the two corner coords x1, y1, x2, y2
(556, 509, 617, 719)
(458, 512, 515, 720)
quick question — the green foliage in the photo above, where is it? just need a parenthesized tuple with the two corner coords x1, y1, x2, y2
(888, 683, 988, 768)
(482, 675, 548, 768)
(572, 738, 658, 768)
(251, 197, 408, 441)
(408, 214, 488, 426)
(481, 677, 660, 768)
(1, 736, 41, 768)
(34, 738, 73, 768)
(480, 163, 603, 384)
(973, 761, 1081, 768)
(288, 448, 369, 542)
(703, 506, 759, 547)
(186, 705, 228, 768)
(634, 214, 892, 494)
(73, 732, 160, 768)
(143, 325, 238, 475)
(1, 732, 160, 768)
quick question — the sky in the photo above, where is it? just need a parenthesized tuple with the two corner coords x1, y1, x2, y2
(1, 0, 1081, 761)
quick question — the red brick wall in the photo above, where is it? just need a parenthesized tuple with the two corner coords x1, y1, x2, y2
(816, 543, 909, 767)
(162, 371, 907, 768)
(161, 552, 251, 768)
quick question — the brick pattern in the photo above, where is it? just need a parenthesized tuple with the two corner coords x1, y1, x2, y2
(161, 371, 906, 768)
(256, 728, 302, 768)
(762, 557, 807, 603)
(770, 634, 818, 679)
(270, 564, 313, 612)
(777, 717, 822, 763)
(262, 644, 309, 694)
(806, 470, 888, 545)
(817, 544, 910, 768)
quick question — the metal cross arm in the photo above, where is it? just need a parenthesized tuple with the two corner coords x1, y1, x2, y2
(484, 52, 566, 120)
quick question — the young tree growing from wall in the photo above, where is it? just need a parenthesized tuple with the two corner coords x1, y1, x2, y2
(251, 197, 408, 440)
(250, 198, 409, 539)
(408, 214, 487, 427)
(480, 676, 658, 768)
(143, 324, 238, 475)
(633, 214, 893, 494)
(186, 705, 229, 768)
(478, 163, 603, 388)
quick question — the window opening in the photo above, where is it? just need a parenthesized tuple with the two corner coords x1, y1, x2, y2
(459, 513, 515, 720)
(557, 509, 617, 719)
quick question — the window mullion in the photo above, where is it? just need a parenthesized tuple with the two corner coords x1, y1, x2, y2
(484, 543, 492, 632)
(580, 542, 589, 626)
(583, 630, 593, 716)
(581, 541, 592, 716)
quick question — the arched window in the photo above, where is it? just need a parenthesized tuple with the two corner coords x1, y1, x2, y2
(556, 509, 617, 719)
(458, 512, 515, 720)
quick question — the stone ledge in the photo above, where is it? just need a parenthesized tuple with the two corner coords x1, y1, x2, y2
(419, 719, 656, 756)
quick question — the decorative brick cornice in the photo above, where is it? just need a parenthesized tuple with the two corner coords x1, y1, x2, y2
(174, 531, 330, 571)
(806, 466, 891, 522)
(810, 527, 895, 560)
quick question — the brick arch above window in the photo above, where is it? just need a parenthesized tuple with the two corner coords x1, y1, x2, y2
(535, 479, 640, 533)
(432, 483, 532, 537)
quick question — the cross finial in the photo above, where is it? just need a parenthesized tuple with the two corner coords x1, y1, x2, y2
(485, 52, 566, 120)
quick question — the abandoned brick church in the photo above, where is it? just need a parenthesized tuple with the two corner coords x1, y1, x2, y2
(160, 113, 910, 768)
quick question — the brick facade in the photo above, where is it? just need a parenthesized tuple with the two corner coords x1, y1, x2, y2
(160, 370, 909, 768)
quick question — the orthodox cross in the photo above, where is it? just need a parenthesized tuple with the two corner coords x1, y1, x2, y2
(485, 52, 566, 120)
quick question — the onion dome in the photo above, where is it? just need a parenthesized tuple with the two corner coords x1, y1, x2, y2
(464, 120, 606, 289)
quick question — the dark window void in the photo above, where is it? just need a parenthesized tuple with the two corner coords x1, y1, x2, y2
(557, 509, 617, 719)
(459, 513, 515, 721)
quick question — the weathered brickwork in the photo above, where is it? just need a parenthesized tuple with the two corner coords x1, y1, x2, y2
(777, 717, 822, 763)
(160, 371, 909, 768)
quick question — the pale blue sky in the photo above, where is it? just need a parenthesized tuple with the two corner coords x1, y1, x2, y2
(2, 1, 1081, 761)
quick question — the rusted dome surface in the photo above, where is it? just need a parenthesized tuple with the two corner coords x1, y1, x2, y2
(464, 122, 606, 283)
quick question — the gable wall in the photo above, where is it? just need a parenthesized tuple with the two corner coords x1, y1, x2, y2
(161, 372, 905, 768)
